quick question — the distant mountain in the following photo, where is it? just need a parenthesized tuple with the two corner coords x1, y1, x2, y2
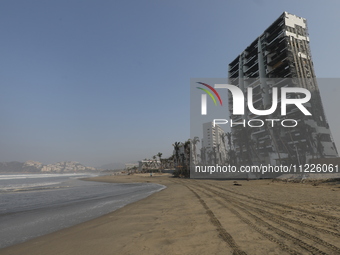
(0, 161, 39, 173)
(0, 160, 98, 173)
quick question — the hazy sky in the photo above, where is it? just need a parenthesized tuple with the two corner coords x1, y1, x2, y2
(1, 0, 340, 167)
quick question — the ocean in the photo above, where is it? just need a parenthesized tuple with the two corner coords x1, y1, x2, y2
(0, 173, 165, 249)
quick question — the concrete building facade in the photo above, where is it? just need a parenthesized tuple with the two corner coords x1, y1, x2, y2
(228, 12, 338, 165)
(202, 122, 228, 165)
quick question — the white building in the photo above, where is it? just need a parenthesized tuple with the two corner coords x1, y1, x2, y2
(202, 122, 228, 165)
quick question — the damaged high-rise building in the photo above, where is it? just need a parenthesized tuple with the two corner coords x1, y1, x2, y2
(228, 12, 338, 165)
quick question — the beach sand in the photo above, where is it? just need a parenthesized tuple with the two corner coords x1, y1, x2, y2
(1, 174, 339, 255)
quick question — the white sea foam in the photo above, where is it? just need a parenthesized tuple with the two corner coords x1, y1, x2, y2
(0, 173, 96, 180)
(0, 182, 63, 192)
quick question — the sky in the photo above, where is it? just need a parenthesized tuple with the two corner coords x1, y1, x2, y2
(1, 0, 340, 168)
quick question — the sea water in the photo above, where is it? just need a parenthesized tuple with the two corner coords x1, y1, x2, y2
(0, 173, 165, 249)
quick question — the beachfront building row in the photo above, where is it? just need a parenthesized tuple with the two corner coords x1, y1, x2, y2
(228, 12, 338, 165)
(138, 160, 161, 172)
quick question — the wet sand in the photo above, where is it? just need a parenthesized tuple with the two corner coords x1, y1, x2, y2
(1, 174, 340, 255)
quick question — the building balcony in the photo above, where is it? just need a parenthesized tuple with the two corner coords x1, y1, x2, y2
(268, 52, 287, 66)
(267, 30, 285, 46)
(229, 69, 239, 77)
(245, 54, 257, 65)
(229, 55, 239, 68)
(245, 61, 258, 73)
(229, 62, 239, 72)
(249, 70, 259, 78)
(229, 77, 239, 84)
(247, 78, 260, 88)
(272, 78, 289, 87)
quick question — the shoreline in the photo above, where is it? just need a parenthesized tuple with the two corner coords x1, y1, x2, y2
(0, 174, 166, 250)
(1, 174, 339, 255)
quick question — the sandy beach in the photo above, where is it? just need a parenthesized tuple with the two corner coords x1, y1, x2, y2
(1, 174, 340, 255)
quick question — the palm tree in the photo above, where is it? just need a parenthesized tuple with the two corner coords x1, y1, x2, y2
(233, 127, 253, 165)
(212, 147, 217, 165)
(207, 150, 214, 165)
(157, 152, 162, 172)
(233, 128, 243, 164)
(182, 140, 191, 177)
(220, 133, 227, 164)
(172, 142, 181, 167)
(200, 146, 206, 165)
(216, 143, 221, 164)
(226, 132, 232, 151)
(192, 137, 200, 165)
(224, 132, 236, 165)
